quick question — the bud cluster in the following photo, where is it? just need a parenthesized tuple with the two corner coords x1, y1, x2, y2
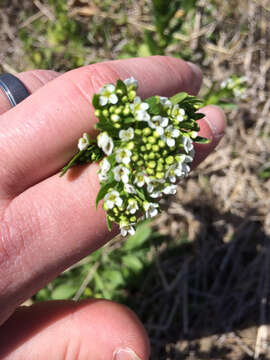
(61, 77, 209, 236)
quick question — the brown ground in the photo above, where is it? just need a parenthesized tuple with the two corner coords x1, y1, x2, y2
(0, 0, 269, 359)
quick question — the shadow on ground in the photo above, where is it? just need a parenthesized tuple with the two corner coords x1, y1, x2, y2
(124, 201, 270, 360)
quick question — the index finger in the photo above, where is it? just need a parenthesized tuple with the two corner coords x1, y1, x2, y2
(0, 56, 202, 198)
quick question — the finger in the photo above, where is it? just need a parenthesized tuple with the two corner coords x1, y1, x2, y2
(0, 105, 225, 325)
(0, 70, 60, 115)
(0, 300, 150, 360)
(0, 56, 202, 198)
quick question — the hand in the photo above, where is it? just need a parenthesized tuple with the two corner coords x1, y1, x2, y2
(0, 56, 225, 359)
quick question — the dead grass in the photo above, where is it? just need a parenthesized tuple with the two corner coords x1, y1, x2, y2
(0, 0, 269, 359)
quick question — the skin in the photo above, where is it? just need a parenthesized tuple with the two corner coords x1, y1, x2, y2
(0, 56, 226, 359)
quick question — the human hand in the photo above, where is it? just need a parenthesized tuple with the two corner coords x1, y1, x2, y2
(0, 56, 225, 359)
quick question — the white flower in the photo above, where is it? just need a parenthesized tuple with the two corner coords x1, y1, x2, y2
(130, 96, 150, 122)
(104, 190, 123, 209)
(99, 84, 118, 106)
(170, 104, 185, 122)
(97, 132, 114, 155)
(78, 133, 90, 151)
(148, 116, 169, 136)
(119, 127, 134, 141)
(182, 136, 194, 153)
(127, 199, 139, 214)
(147, 178, 165, 194)
(159, 96, 172, 109)
(163, 184, 177, 195)
(113, 164, 130, 183)
(116, 148, 132, 165)
(134, 172, 147, 187)
(149, 190, 162, 198)
(161, 125, 180, 147)
(124, 183, 137, 194)
(124, 77, 138, 90)
(143, 202, 159, 218)
(120, 224, 136, 237)
(166, 164, 178, 183)
(98, 158, 111, 182)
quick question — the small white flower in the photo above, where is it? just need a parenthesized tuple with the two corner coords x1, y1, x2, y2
(143, 202, 159, 218)
(120, 224, 136, 237)
(119, 127, 134, 141)
(116, 148, 132, 165)
(159, 96, 172, 109)
(130, 96, 150, 122)
(134, 172, 147, 187)
(113, 164, 130, 183)
(171, 104, 185, 122)
(124, 183, 137, 194)
(98, 158, 111, 182)
(147, 178, 165, 194)
(124, 77, 138, 90)
(163, 184, 177, 195)
(99, 84, 118, 106)
(104, 190, 123, 209)
(97, 132, 114, 155)
(127, 199, 139, 214)
(161, 125, 180, 147)
(78, 133, 90, 151)
(149, 190, 162, 198)
(182, 136, 194, 153)
(148, 115, 169, 135)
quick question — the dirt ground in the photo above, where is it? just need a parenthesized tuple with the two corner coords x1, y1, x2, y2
(0, 0, 270, 359)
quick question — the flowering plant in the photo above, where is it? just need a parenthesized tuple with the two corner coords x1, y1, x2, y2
(61, 77, 209, 236)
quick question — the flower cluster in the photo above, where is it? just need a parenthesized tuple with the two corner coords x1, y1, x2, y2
(221, 75, 248, 100)
(61, 77, 208, 236)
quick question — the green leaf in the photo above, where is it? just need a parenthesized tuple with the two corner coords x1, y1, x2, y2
(122, 254, 143, 272)
(192, 112, 205, 120)
(103, 269, 124, 289)
(123, 221, 152, 251)
(96, 181, 116, 207)
(170, 92, 188, 105)
(194, 136, 211, 144)
(92, 94, 100, 109)
(51, 282, 78, 300)
(145, 96, 163, 115)
(116, 79, 127, 94)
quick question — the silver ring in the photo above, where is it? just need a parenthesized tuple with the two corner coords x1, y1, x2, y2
(0, 73, 30, 107)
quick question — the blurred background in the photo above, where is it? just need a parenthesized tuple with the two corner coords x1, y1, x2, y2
(0, 0, 269, 358)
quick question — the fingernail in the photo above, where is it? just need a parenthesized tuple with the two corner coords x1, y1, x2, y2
(187, 61, 202, 81)
(113, 347, 142, 360)
(204, 105, 226, 137)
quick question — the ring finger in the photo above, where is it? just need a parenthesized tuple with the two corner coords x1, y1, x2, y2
(0, 70, 60, 115)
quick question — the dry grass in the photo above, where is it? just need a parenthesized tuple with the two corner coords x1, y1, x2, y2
(0, 0, 269, 359)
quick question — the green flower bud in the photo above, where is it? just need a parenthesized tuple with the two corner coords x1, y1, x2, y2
(146, 143, 152, 151)
(152, 144, 159, 152)
(135, 129, 142, 136)
(94, 109, 101, 117)
(115, 106, 123, 115)
(153, 130, 160, 138)
(114, 123, 121, 129)
(122, 95, 128, 103)
(146, 168, 154, 175)
(102, 109, 109, 117)
(149, 151, 155, 159)
(109, 105, 116, 113)
(156, 163, 164, 172)
(158, 140, 166, 148)
(131, 154, 139, 162)
(149, 161, 156, 169)
(127, 141, 135, 150)
(142, 136, 148, 144)
(162, 149, 168, 156)
(116, 89, 123, 95)
(122, 107, 130, 116)
(130, 216, 137, 223)
(148, 136, 156, 144)
(111, 114, 120, 122)
(144, 154, 149, 161)
(142, 127, 151, 136)
(166, 155, 174, 165)
(137, 160, 144, 166)
(156, 172, 165, 179)
(158, 158, 164, 164)
(140, 145, 146, 152)
(128, 90, 136, 101)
